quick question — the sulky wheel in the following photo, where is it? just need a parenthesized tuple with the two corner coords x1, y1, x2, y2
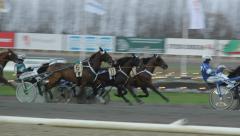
(209, 86, 235, 110)
(16, 82, 38, 103)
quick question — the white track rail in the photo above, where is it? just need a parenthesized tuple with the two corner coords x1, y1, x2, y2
(0, 116, 239, 135)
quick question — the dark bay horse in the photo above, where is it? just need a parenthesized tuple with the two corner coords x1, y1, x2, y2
(45, 48, 114, 101)
(127, 54, 169, 102)
(227, 66, 240, 98)
(228, 66, 240, 78)
(91, 54, 142, 104)
(0, 49, 18, 87)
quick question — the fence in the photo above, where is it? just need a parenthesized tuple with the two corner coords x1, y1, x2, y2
(0, 116, 239, 135)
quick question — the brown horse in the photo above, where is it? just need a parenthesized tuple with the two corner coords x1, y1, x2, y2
(0, 49, 18, 87)
(45, 48, 114, 101)
(127, 54, 169, 102)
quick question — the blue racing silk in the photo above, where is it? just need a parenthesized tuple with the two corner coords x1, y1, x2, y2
(200, 62, 215, 81)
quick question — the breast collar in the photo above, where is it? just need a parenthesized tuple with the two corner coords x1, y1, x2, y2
(135, 68, 153, 76)
(117, 66, 131, 85)
(83, 61, 98, 81)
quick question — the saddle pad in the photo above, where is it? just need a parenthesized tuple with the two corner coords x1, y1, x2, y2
(130, 66, 137, 77)
(74, 63, 83, 77)
(108, 67, 116, 77)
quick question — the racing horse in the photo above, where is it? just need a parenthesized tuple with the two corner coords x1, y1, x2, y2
(45, 48, 114, 101)
(0, 49, 18, 87)
(90, 54, 142, 105)
(127, 54, 169, 102)
(227, 66, 240, 98)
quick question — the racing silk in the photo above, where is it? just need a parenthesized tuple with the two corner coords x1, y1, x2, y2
(200, 62, 215, 81)
(15, 63, 26, 74)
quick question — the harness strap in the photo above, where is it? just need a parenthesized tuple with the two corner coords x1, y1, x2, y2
(135, 69, 153, 77)
(118, 66, 129, 78)
(84, 61, 98, 82)
(85, 61, 97, 75)
(118, 66, 130, 85)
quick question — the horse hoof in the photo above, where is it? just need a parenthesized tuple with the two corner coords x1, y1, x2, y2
(95, 95, 106, 104)
(99, 98, 106, 104)
(114, 93, 122, 97)
(128, 102, 133, 106)
(138, 100, 144, 104)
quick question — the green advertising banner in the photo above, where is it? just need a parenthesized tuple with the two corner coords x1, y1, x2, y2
(223, 40, 240, 55)
(116, 37, 165, 53)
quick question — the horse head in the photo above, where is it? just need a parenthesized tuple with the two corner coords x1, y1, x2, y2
(153, 54, 168, 70)
(4, 49, 18, 63)
(100, 50, 114, 65)
(228, 66, 240, 78)
(131, 53, 141, 67)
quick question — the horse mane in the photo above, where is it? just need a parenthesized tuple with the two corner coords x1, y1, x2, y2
(142, 57, 151, 65)
(89, 51, 99, 60)
(228, 65, 240, 78)
(115, 57, 132, 66)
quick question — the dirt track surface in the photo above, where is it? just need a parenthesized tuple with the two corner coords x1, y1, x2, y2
(0, 96, 240, 136)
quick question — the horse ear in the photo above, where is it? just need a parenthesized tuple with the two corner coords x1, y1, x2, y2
(132, 53, 136, 57)
(99, 47, 106, 54)
(153, 54, 157, 57)
(7, 49, 12, 55)
(99, 47, 104, 54)
(99, 47, 103, 51)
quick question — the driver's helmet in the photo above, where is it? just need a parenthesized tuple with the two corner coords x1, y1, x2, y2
(202, 55, 212, 62)
(18, 54, 25, 61)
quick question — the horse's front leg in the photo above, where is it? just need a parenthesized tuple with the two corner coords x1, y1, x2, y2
(117, 86, 132, 105)
(147, 82, 169, 102)
(115, 86, 128, 97)
(37, 82, 43, 96)
(76, 83, 88, 104)
(44, 85, 53, 101)
(125, 84, 144, 104)
(89, 82, 102, 99)
(137, 87, 149, 98)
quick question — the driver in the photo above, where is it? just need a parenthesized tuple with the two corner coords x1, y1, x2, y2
(14, 55, 26, 78)
(200, 55, 235, 88)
